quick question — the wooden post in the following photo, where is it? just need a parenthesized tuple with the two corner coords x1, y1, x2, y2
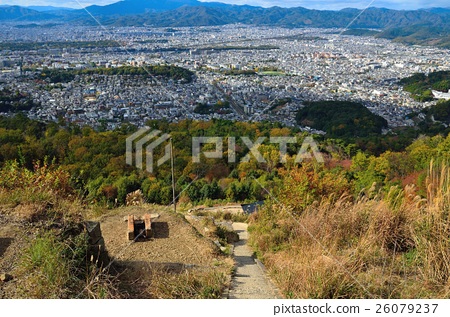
(127, 215, 135, 240)
(144, 213, 152, 238)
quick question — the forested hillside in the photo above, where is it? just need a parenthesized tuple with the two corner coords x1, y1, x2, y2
(296, 101, 388, 138)
(400, 71, 450, 102)
(2, 113, 450, 298)
(0, 113, 447, 208)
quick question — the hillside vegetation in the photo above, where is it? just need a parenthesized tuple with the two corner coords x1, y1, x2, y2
(33, 65, 194, 84)
(0, 160, 119, 298)
(400, 71, 450, 102)
(247, 130, 450, 298)
(0, 157, 232, 299)
(0, 113, 427, 210)
(2, 113, 450, 298)
(296, 101, 388, 138)
(376, 25, 450, 49)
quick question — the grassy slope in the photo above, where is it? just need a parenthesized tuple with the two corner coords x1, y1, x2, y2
(249, 163, 450, 298)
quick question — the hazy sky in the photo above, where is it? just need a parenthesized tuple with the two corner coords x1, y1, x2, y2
(0, 0, 449, 10)
(0, 0, 116, 8)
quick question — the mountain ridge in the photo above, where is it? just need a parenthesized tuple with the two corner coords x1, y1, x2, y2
(82, 0, 221, 15)
(1, 2, 449, 27)
(1, 2, 450, 48)
(27, 6, 75, 12)
(0, 5, 56, 21)
(101, 5, 450, 29)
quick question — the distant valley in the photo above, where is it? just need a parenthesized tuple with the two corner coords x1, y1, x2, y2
(1, 1, 450, 48)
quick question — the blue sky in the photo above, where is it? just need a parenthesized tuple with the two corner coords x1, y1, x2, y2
(0, 0, 449, 10)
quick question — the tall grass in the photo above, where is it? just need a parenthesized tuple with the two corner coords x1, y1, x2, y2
(18, 230, 120, 299)
(0, 160, 120, 298)
(416, 162, 450, 292)
(249, 162, 450, 298)
(0, 159, 79, 222)
(148, 267, 229, 299)
(19, 234, 70, 298)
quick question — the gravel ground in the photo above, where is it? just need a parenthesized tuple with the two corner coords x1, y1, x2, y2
(100, 206, 219, 266)
(98, 205, 231, 298)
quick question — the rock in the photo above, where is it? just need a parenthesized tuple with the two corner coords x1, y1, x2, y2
(0, 273, 13, 282)
(84, 221, 102, 242)
(149, 213, 160, 220)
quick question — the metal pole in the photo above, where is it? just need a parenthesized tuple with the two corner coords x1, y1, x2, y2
(170, 138, 176, 213)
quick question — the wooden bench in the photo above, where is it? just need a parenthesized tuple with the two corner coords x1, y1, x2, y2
(127, 214, 153, 240)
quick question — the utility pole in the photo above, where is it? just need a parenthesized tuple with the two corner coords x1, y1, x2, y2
(170, 137, 176, 213)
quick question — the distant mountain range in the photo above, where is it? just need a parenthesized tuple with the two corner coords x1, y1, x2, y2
(0, 6, 56, 21)
(1, 0, 450, 48)
(1, 1, 449, 27)
(81, 0, 204, 16)
(24, 6, 74, 12)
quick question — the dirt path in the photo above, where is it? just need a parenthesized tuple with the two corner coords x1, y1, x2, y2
(228, 222, 281, 299)
(98, 206, 233, 298)
(100, 207, 216, 266)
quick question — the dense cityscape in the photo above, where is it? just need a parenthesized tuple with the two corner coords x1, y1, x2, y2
(2, 23, 450, 131)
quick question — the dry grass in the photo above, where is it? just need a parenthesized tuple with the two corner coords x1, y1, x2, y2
(249, 162, 450, 298)
(148, 264, 231, 299)
(0, 161, 121, 299)
(1, 161, 233, 299)
(14, 230, 121, 299)
(0, 160, 82, 224)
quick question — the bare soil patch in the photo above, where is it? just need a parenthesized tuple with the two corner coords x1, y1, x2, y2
(96, 205, 233, 298)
